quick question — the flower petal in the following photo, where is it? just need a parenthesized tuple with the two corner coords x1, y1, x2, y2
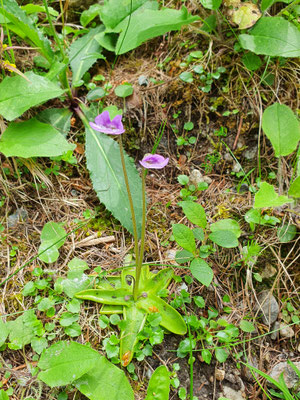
(139, 154, 169, 169)
(89, 111, 125, 135)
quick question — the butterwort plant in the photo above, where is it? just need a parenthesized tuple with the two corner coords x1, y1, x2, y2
(76, 110, 186, 366)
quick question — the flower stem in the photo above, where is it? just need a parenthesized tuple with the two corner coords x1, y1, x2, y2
(118, 136, 140, 294)
(134, 169, 146, 301)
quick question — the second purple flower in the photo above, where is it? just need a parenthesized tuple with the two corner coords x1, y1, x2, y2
(139, 154, 169, 169)
(89, 110, 125, 135)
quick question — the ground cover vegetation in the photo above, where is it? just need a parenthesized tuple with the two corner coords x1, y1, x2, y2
(0, 0, 299, 399)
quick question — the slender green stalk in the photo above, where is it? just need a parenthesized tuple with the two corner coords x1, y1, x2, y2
(118, 136, 140, 294)
(42, 0, 72, 98)
(135, 169, 147, 301)
(0, 0, 15, 64)
(42, 0, 64, 58)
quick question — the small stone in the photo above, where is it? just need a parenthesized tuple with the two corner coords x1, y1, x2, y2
(279, 323, 294, 338)
(232, 162, 242, 173)
(244, 146, 258, 160)
(215, 368, 225, 381)
(224, 152, 233, 161)
(8, 207, 28, 228)
(238, 183, 249, 193)
(165, 249, 177, 261)
(138, 75, 149, 86)
(256, 290, 279, 326)
(269, 362, 300, 389)
(189, 169, 203, 186)
(203, 176, 212, 184)
(222, 386, 245, 400)
(261, 264, 277, 279)
(242, 356, 259, 381)
(270, 321, 280, 340)
(297, 343, 300, 352)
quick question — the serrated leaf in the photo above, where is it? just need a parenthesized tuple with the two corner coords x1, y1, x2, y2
(82, 109, 143, 237)
(145, 365, 170, 400)
(190, 258, 213, 287)
(69, 26, 105, 84)
(0, 118, 74, 158)
(0, 72, 64, 121)
(173, 224, 196, 253)
(179, 201, 207, 228)
(74, 355, 134, 400)
(262, 103, 300, 157)
(0, 0, 54, 62)
(239, 17, 300, 57)
(254, 182, 293, 208)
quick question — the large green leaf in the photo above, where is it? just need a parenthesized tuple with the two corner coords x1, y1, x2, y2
(254, 182, 293, 208)
(209, 230, 239, 248)
(0, 72, 64, 121)
(0, 319, 9, 347)
(76, 288, 133, 305)
(38, 341, 99, 387)
(120, 304, 146, 366)
(137, 294, 187, 335)
(74, 356, 134, 400)
(99, 0, 155, 29)
(0, 0, 54, 62)
(190, 258, 213, 287)
(0, 118, 75, 158)
(179, 201, 207, 228)
(173, 224, 196, 253)
(145, 365, 170, 400)
(262, 103, 300, 157)
(97, 2, 199, 54)
(210, 219, 241, 238)
(239, 17, 300, 57)
(288, 176, 300, 198)
(69, 26, 105, 85)
(115, 6, 199, 54)
(37, 108, 72, 137)
(82, 108, 143, 237)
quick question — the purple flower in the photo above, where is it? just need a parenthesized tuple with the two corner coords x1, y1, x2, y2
(89, 110, 125, 135)
(139, 154, 169, 169)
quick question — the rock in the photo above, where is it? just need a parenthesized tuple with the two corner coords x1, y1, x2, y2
(224, 152, 233, 161)
(215, 368, 225, 381)
(232, 162, 242, 173)
(270, 321, 280, 340)
(269, 362, 300, 389)
(242, 356, 259, 381)
(298, 343, 300, 353)
(165, 249, 177, 263)
(189, 169, 212, 186)
(138, 75, 149, 86)
(261, 264, 277, 279)
(256, 291, 279, 326)
(238, 183, 249, 193)
(279, 323, 294, 338)
(244, 146, 258, 160)
(189, 169, 203, 186)
(222, 386, 245, 400)
(8, 208, 28, 228)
